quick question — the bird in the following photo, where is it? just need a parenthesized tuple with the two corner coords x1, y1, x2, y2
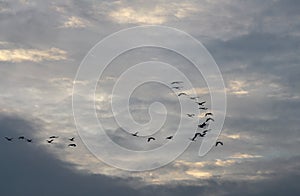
(198, 132, 206, 137)
(18, 136, 25, 140)
(205, 118, 214, 122)
(215, 141, 223, 146)
(68, 143, 76, 147)
(69, 137, 75, 141)
(46, 139, 54, 143)
(171, 81, 183, 85)
(190, 96, 199, 100)
(199, 107, 208, 110)
(147, 137, 156, 142)
(205, 112, 213, 117)
(196, 101, 206, 106)
(178, 93, 187, 96)
(198, 122, 208, 128)
(190, 133, 202, 141)
(187, 114, 195, 118)
(26, 139, 32, 143)
(49, 136, 59, 139)
(4, 137, 13, 141)
(131, 132, 139, 137)
(202, 129, 211, 134)
(172, 86, 182, 90)
(166, 136, 173, 140)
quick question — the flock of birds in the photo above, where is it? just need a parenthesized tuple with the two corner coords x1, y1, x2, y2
(3, 81, 223, 148)
(129, 81, 224, 147)
(3, 135, 77, 147)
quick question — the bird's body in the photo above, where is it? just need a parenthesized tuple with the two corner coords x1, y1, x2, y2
(18, 136, 25, 140)
(47, 139, 54, 143)
(196, 101, 206, 106)
(215, 141, 223, 146)
(178, 93, 187, 97)
(199, 107, 208, 110)
(198, 122, 208, 128)
(26, 139, 32, 143)
(68, 143, 76, 147)
(171, 81, 183, 85)
(190, 133, 201, 141)
(49, 136, 59, 139)
(172, 86, 182, 90)
(131, 132, 139, 137)
(166, 136, 173, 140)
(4, 137, 13, 141)
(69, 137, 75, 141)
(147, 137, 156, 142)
(190, 96, 199, 100)
(187, 114, 195, 118)
(205, 118, 214, 122)
(205, 112, 213, 117)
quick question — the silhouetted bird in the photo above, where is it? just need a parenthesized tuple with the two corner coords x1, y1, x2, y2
(171, 81, 183, 85)
(131, 132, 139, 137)
(215, 141, 223, 146)
(198, 122, 208, 128)
(68, 143, 76, 147)
(172, 86, 181, 90)
(190, 133, 202, 141)
(202, 129, 211, 134)
(26, 139, 32, 143)
(49, 136, 59, 139)
(198, 132, 206, 137)
(199, 107, 208, 110)
(4, 137, 13, 141)
(187, 114, 195, 118)
(205, 118, 214, 122)
(166, 136, 173, 140)
(147, 137, 156, 142)
(69, 137, 75, 141)
(47, 139, 54, 143)
(178, 93, 187, 96)
(18, 136, 25, 140)
(196, 101, 206, 106)
(205, 112, 213, 117)
(190, 96, 199, 100)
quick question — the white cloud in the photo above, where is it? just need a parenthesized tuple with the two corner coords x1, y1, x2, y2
(62, 16, 87, 28)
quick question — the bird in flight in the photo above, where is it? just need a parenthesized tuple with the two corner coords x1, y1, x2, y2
(205, 118, 214, 122)
(18, 136, 25, 140)
(172, 86, 182, 90)
(26, 139, 32, 143)
(187, 114, 195, 118)
(196, 101, 206, 106)
(190, 133, 203, 141)
(49, 136, 59, 139)
(215, 141, 223, 146)
(202, 129, 211, 134)
(147, 137, 156, 142)
(166, 136, 173, 140)
(4, 137, 13, 141)
(199, 107, 208, 110)
(198, 122, 208, 128)
(131, 132, 139, 137)
(69, 137, 75, 141)
(178, 93, 187, 96)
(171, 81, 183, 85)
(190, 96, 199, 100)
(68, 143, 76, 147)
(205, 112, 213, 117)
(46, 139, 54, 143)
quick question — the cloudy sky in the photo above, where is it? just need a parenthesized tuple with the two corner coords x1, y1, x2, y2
(1, 0, 300, 195)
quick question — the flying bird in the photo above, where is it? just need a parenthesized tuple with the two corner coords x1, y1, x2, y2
(26, 139, 32, 143)
(178, 93, 187, 96)
(190, 96, 199, 100)
(131, 132, 139, 137)
(196, 101, 206, 106)
(202, 129, 211, 134)
(68, 143, 76, 147)
(147, 137, 156, 142)
(205, 118, 214, 122)
(198, 122, 208, 128)
(199, 107, 208, 110)
(190, 133, 202, 141)
(18, 136, 25, 140)
(205, 112, 213, 117)
(187, 114, 195, 118)
(166, 136, 173, 140)
(171, 81, 183, 85)
(47, 139, 54, 143)
(69, 137, 75, 141)
(215, 141, 223, 146)
(49, 136, 59, 139)
(4, 137, 13, 141)
(172, 86, 182, 90)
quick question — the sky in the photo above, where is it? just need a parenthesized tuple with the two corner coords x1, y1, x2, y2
(0, 0, 300, 195)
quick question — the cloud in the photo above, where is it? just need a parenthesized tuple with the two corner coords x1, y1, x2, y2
(62, 16, 88, 28)
(0, 47, 67, 63)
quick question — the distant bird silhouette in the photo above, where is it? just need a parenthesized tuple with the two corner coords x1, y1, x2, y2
(18, 136, 25, 140)
(202, 129, 211, 134)
(205, 118, 214, 122)
(69, 137, 75, 141)
(4, 137, 13, 141)
(187, 114, 195, 118)
(190, 133, 202, 141)
(198, 132, 206, 137)
(196, 101, 206, 106)
(49, 136, 59, 139)
(198, 122, 208, 128)
(68, 143, 76, 147)
(205, 112, 213, 117)
(147, 137, 156, 142)
(47, 139, 54, 143)
(166, 136, 173, 140)
(172, 86, 182, 90)
(131, 132, 139, 137)
(199, 107, 208, 110)
(26, 139, 32, 143)
(171, 81, 183, 85)
(178, 93, 187, 96)
(215, 141, 223, 146)
(190, 96, 199, 100)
